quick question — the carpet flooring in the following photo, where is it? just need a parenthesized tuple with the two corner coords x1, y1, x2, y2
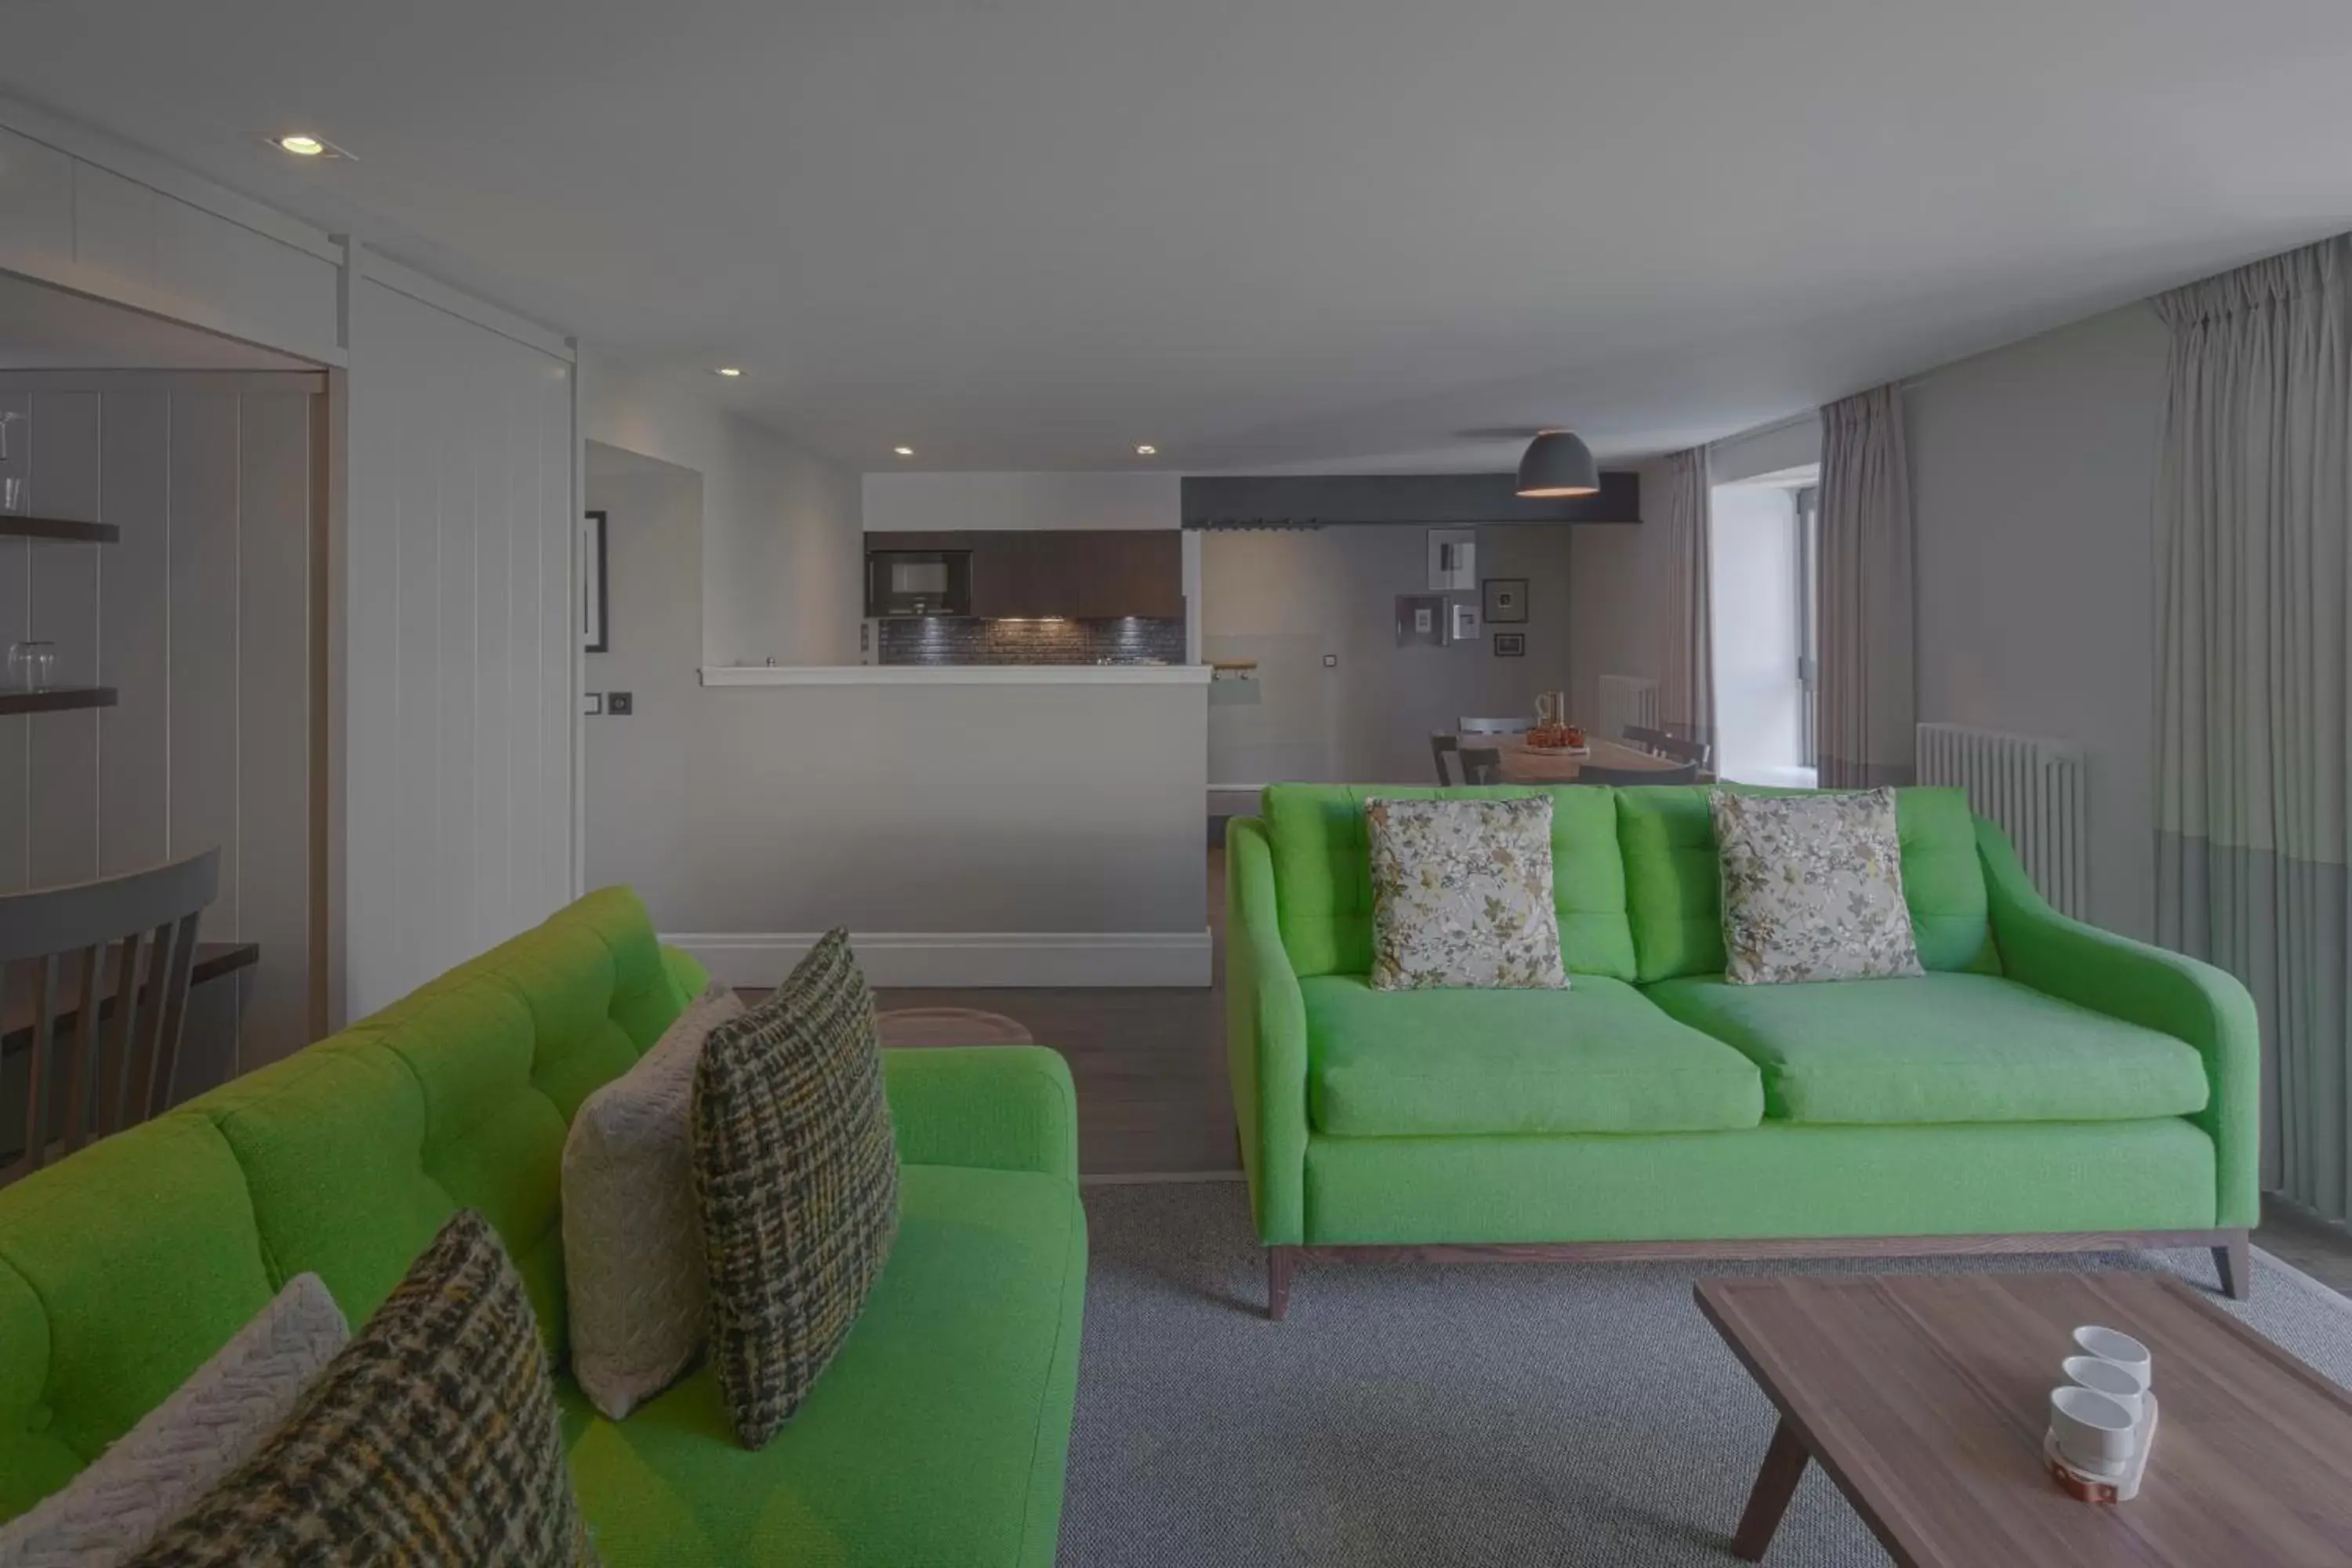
(1060, 1182, 2352, 1566)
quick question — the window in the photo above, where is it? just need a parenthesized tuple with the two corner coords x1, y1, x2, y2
(1795, 485, 1820, 769)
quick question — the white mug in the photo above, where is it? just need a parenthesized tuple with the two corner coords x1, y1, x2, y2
(2072, 1325, 2152, 1392)
(2049, 1385, 2137, 1473)
(2063, 1354, 2146, 1425)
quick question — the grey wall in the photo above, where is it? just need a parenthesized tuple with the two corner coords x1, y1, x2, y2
(585, 449, 1205, 948)
(582, 358, 863, 667)
(1200, 524, 1577, 788)
(0, 372, 318, 1079)
(1907, 302, 2169, 939)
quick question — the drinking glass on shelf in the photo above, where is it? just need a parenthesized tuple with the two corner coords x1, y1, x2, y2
(0, 409, 22, 515)
(7, 640, 57, 692)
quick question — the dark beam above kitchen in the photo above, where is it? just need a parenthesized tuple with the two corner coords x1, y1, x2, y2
(1179, 470, 1641, 529)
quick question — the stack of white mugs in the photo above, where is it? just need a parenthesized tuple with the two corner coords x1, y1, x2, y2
(2045, 1324, 2157, 1502)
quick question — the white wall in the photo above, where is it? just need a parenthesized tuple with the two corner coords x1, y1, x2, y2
(583, 359, 861, 667)
(0, 371, 319, 1073)
(0, 110, 340, 367)
(862, 470, 1179, 533)
(1708, 482, 1808, 786)
(342, 276, 579, 1020)
(1907, 303, 2169, 938)
(584, 450, 1207, 985)
(1202, 524, 1576, 787)
(1565, 460, 1670, 727)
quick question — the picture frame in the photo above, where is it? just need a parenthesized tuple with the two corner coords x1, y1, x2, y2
(582, 510, 610, 652)
(1396, 593, 1446, 648)
(1493, 631, 1526, 658)
(1483, 577, 1529, 624)
(1450, 601, 1482, 643)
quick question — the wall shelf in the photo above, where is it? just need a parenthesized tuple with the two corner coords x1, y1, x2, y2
(0, 687, 118, 716)
(0, 516, 119, 544)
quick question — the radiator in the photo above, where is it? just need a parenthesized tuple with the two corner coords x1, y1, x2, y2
(1597, 675, 1660, 743)
(1915, 723, 2089, 918)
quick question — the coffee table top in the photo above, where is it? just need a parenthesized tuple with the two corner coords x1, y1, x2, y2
(1695, 1272, 2352, 1567)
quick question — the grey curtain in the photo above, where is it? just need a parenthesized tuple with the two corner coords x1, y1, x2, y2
(2154, 234, 2352, 1218)
(1658, 447, 1715, 746)
(1817, 384, 1915, 788)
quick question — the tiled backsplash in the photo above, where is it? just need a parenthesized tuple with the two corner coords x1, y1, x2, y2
(878, 616, 1189, 666)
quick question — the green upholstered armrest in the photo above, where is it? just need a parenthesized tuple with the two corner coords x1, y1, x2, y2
(659, 943, 711, 1005)
(1976, 818, 2261, 1228)
(1226, 817, 1308, 1245)
(884, 1045, 1079, 1184)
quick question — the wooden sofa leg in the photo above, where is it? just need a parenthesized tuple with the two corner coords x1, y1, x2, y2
(2213, 1231, 2252, 1301)
(1267, 1246, 1297, 1322)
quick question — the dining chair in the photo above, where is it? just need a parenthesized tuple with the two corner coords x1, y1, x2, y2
(1624, 724, 1714, 769)
(1457, 716, 1531, 735)
(1431, 732, 1461, 786)
(0, 848, 220, 1185)
(1459, 747, 1504, 786)
(1578, 761, 1700, 786)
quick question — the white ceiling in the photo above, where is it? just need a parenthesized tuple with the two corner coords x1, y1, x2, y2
(0, 270, 312, 371)
(5, 0, 2349, 471)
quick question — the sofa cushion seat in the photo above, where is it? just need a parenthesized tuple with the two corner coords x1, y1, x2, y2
(1302, 975, 1765, 1136)
(560, 1162, 1085, 1568)
(1645, 973, 2212, 1127)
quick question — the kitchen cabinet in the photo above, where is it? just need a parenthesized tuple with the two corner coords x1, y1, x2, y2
(869, 530, 1182, 620)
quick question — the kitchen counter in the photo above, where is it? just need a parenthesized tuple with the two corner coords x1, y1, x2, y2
(700, 664, 1210, 686)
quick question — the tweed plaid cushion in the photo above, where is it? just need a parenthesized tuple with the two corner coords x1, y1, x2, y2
(129, 1210, 593, 1567)
(692, 928, 900, 1450)
(0, 1275, 347, 1568)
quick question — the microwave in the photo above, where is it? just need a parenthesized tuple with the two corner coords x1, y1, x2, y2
(866, 550, 972, 617)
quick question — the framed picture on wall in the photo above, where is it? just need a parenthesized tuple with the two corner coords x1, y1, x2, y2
(1483, 577, 1529, 623)
(582, 510, 610, 652)
(1493, 631, 1526, 658)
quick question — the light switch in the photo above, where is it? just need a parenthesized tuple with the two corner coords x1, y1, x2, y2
(1323, 655, 1338, 668)
(582, 692, 603, 716)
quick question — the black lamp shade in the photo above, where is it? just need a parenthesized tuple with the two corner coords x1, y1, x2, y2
(1516, 430, 1599, 497)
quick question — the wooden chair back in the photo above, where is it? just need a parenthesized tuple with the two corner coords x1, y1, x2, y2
(1579, 761, 1701, 786)
(1456, 716, 1531, 736)
(1459, 747, 1504, 786)
(1430, 732, 1461, 786)
(0, 849, 220, 1185)
(1624, 724, 1714, 769)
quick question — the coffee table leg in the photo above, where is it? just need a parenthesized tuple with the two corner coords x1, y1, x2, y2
(1731, 1416, 1810, 1562)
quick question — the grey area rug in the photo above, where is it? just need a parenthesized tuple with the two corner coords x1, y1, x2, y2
(1059, 1181, 2352, 1567)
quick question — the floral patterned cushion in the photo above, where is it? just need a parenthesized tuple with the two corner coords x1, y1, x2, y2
(1365, 797, 1569, 991)
(1711, 788, 1924, 985)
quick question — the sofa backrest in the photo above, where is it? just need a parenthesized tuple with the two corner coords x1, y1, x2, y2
(0, 886, 692, 1524)
(1615, 784, 1998, 982)
(1261, 783, 1637, 980)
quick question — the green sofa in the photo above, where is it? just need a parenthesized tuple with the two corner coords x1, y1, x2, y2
(1228, 783, 2259, 1319)
(0, 889, 1085, 1566)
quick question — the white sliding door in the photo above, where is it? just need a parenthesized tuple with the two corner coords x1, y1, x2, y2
(344, 278, 575, 1020)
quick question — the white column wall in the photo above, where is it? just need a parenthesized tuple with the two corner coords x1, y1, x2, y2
(342, 276, 577, 1019)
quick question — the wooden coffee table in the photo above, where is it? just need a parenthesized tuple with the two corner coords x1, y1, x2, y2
(1695, 1272, 2352, 1566)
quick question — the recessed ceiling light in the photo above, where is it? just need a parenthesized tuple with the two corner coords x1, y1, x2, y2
(713, 367, 744, 378)
(893, 445, 916, 457)
(267, 132, 350, 160)
(1135, 445, 1158, 457)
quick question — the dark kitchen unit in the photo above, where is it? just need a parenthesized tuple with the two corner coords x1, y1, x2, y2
(863, 529, 1188, 666)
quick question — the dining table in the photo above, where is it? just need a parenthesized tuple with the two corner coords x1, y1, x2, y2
(1481, 733, 1695, 785)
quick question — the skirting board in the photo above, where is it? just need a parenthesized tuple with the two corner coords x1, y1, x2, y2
(665, 930, 1213, 989)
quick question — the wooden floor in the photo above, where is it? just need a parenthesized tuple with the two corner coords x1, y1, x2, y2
(865, 844, 2352, 1298)
(874, 848, 1236, 1180)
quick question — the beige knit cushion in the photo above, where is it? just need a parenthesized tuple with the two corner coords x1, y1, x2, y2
(0, 1274, 347, 1568)
(561, 977, 746, 1419)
